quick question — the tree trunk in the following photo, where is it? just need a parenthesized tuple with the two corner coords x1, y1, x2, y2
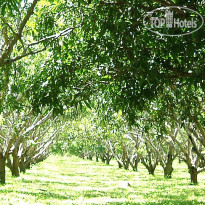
(141, 160, 156, 175)
(96, 154, 99, 162)
(117, 161, 123, 168)
(164, 153, 174, 179)
(19, 162, 26, 173)
(189, 166, 198, 185)
(79, 152, 84, 159)
(132, 162, 138, 171)
(11, 147, 20, 177)
(19, 156, 26, 173)
(163, 144, 174, 178)
(26, 161, 31, 170)
(12, 155, 20, 177)
(106, 158, 110, 165)
(6, 156, 13, 172)
(105, 152, 112, 165)
(100, 155, 106, 163)
(123, 159, 130, 170)
(142, 161, 156, 175)
(148, 167, 155, 175)
(130, 156, 140, 171)
(0, 153, 6, 184)
(164, 165, 173, 178)
(122, 145, 129, 170)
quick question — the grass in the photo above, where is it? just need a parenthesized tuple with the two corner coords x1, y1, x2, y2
(0, 155, 204, 204)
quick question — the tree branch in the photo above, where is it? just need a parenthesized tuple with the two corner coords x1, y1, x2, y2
(23, 110, 53, 136)
(0, 0, 39, 65)
(18, 0, 39, 36)
(3, 27, 77, 66)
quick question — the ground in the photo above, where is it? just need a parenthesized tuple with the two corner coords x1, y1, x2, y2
(0, 155, 204, 204)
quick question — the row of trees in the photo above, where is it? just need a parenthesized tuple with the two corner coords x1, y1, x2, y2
(56, 101, 205, 185)
(0, 106, 63, 183)
(0, 0, 204, 186)
(0, 0, 96, 184)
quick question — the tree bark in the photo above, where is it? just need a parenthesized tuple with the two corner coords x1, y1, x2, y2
(19, 162, 26, 173)
(12, 155, 20, 177)
(26, 161, 31, 169)
(100, 155, 106, 163)
(6, 156, 13, 172)
(130, 156, 140, 171)
(164, 154, 174, 179)
(132, 162, 138, 171)
(96, 154, 99, 162)
(19, 156, 26, 173)
(11, 148, 20, 177)
(189, 166, 198, 185)
(123, 159, 130, 170)
(117, 161, 123, 168)
(141, 158, 157, 175)
(122, 145, 130, 170)
(148, 167, 155, 175)
(79, 152, 85, 159)
(0, 153, 6, 184)
(87, 156, 93, 160)
(164, 164, 173, 178)
(106, 158, 111, 165)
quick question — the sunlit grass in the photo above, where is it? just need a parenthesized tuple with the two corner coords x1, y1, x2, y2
(0, 155, 204, 204)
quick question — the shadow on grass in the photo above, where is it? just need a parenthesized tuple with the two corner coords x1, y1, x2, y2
(108, 200, 201, 205)
(21, 178, 78, 186)
(0, 189, 76, 200)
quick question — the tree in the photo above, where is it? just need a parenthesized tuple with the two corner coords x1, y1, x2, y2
(67, 0, 205, 123)
(0, 106, 61, 183)
(1, 1, 204, 118)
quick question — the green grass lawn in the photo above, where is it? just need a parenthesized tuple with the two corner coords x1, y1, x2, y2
(0, 155, 204, 204)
